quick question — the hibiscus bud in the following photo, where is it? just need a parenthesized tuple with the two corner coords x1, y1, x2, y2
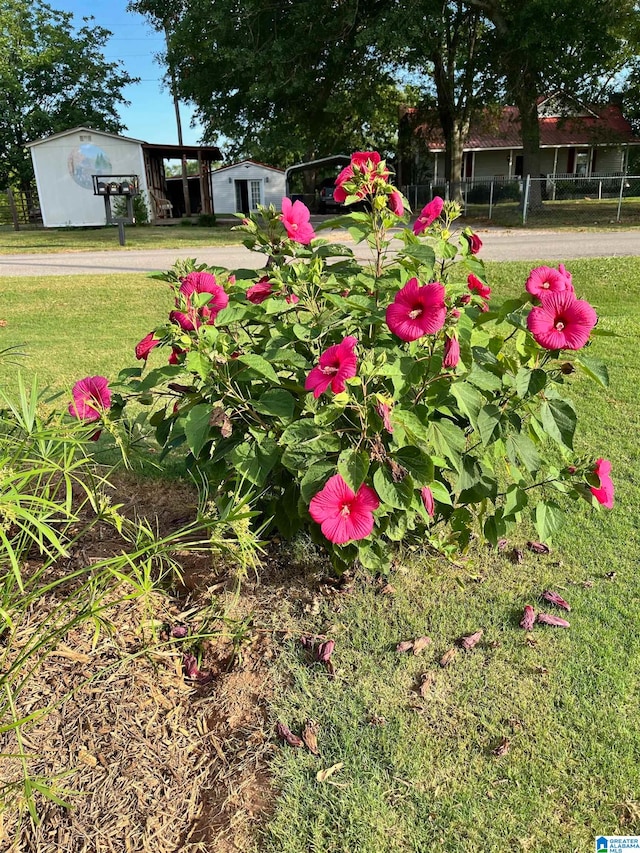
(171, 625, 189, 638)
(527, 541, 550, 554)
(459, 294, 471, 305)
(182, 652, 212, 682)
(135, 332, 160, 361)
(443, 334, 460, 368)
(537, 613, 570, 628)
(567, 465, 577, 474)
(541, 590, 571, 612)
(450, 308, 461, 319)
(412, 636, 432, 655)
(519, 605, 536, 631)
(375, 401, 394, 434)
(560, 362, 576, 375)
(460, 629, 483, 650)
(276, 722, 303, 747)
(317, 640, 335, 663)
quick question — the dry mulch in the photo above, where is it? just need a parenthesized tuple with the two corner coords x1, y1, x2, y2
(0, 474, 326, 853)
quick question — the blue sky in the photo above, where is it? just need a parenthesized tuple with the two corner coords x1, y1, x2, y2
(61, 0, 204, 146)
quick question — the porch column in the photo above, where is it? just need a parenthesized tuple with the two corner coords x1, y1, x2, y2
(552, 147, 559, 179)
(508, 149, 513, 180)
(434, 152, 438, 185)
(471, 151, 476, 181)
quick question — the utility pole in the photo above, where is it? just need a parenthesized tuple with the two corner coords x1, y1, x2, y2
(164, 23, 191, 217)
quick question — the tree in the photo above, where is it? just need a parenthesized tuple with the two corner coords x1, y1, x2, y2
(386, 0, 496, 199)
(0, 0, 137, 194)
(464, 0, 640, 208)
(130, 0, 407, 173)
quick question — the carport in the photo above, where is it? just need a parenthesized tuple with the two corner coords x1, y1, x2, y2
(284, 155, 351, 209)
(142, 142, 223, 220)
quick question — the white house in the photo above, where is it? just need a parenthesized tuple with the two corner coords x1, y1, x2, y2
(211, 160, 286, 215)
(27, 126, 222, 226)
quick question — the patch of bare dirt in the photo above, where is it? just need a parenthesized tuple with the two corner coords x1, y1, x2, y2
(0, 473, 330, 853)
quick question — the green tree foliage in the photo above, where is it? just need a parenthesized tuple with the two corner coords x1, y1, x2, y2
(0, 0, 137, 192)
(465, 0, 640, 205)
(130, 0, 409, 168)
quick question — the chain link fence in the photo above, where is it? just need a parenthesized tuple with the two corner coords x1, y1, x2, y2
(402, 175, 640, 227)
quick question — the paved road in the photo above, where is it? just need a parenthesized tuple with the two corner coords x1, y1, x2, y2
(1, 227, 638, 277)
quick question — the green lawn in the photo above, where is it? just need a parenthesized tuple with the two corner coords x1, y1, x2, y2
(2, 258, 639, 852)
(262, 258, 640, 853)
(0, 223, 244, 254)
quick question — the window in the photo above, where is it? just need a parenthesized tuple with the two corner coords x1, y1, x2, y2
(250, 180, 262, 209)
(574, 151, 589, 177)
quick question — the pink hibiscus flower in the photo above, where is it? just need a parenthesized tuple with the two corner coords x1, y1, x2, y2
(69, 376, 111, 422)
(413, 197, 444, 235)
(334, 151, 388, 203)
(285, 292, 300, 305)
(386, 278, 446, 342)
(305, 336, 358, 398)
(280, 197, 316, 245)
(525, 265, 572, 299)
(557, 264, 573, 289)
(168, 346, 185, 365)
(467, 274, 491, 300)
(527, 291, 597, 350)
(375, 401, 394, 433)
(309, 474, 379, 544)
(443, 334, 460, 368)
(170, 271, 229, 331)
(389, 190, 404, 216)
(135, 332, 160, 361)
(464, 232, 483, 254)
(590, 458, 614, 508)
(420, 486, 435, 518)
(246, 276, 273, 304)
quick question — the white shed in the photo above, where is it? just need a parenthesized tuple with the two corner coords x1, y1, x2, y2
(27, 127, 150, 228)
(211, 160, 286, 215)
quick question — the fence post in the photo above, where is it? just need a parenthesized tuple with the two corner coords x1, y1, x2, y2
(522, 175, 531, 225)
(617, 175, 625, 222)
(414, 184, 418, 210)
(598, 181, 602, 200)
(489, 181, 494, 220)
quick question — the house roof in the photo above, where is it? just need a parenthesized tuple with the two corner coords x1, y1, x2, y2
(408, 104, 640, 152)
(213, 159, 285, 174)
(26, 126, 147, 148)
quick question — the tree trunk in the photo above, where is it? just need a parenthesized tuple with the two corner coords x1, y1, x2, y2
(516, 82, 544, 212)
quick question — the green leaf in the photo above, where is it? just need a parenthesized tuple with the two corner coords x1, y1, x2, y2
(300, 461, 335, 504)
(506, 433, 542, 473)
(236, 354, 280, 384)
(372, 467, 414, 509)
(428, 419, 466, 464)
(484, 510, 507, 547)
(477, 404, 501, 445)
(356, 539, 391, 571)
(541, 399, 577, 450)
(399, 244, 436, 268)
(385, 512, 409, 541)
(515, 367, 547, 398)
(253, 389, 296, 421)
(393, 408, 430, 443)
(503, 484, 528, 519)
(574, 355, 609, 388)
(535, 500, 565, 542)
(337, 449, 369, 493)
(184, 404, 212, 457)
(450, 381, 484, 426)
(185, 351, 211, 381)
(280, 420, 341, 453)
(394, 446, 434, 486)
(429, 480, 453, 506)
(228, 438, 279, 487)
(467, 364, 503, 392)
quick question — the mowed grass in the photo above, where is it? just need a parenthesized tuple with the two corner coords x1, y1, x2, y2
(2, 259, 639, 851)
(0, 273, 171, 394)
(0, 223, 244, 254)
(262, 258, 640, 853)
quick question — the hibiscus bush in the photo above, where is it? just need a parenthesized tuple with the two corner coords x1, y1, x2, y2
(75, 152, 614, 573)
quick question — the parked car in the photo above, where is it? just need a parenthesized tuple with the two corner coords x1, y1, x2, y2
(316, 177, 369, 214)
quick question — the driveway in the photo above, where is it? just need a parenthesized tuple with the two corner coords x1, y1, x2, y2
(1, 227, 638, 277)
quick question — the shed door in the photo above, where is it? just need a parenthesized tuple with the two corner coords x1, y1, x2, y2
(235, 180, 250, 215)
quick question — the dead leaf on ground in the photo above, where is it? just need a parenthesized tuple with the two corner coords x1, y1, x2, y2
(418, 672, 436, 697)
(379, 583, 396, 596)
(519, 605, 536, 631)
(396, 640, 414, 653)
(412, 636, 432, 655)
(276, 722, 303, 748)
(492, 736, 511, 756)
(439, 648, 457, 668)
(541, 590, 571, 612)
(301, 720, 319, 756)
(460, 629, 483, 650)
(509, 547, 524, 565)
(368, 714, 388, 727)
(527, 541, 550, 554)
(316, 762, 344, 783)
(537, 613, 570, 628)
